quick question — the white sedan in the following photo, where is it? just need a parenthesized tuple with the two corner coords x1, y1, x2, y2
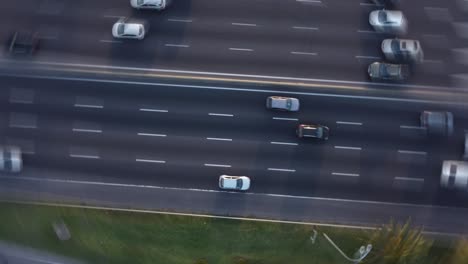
(130, 0, 168, 10)
(0, 146, 22, 173)
(112, 19, 146, 40)
(219, 175, 250, 191)
(266, 96, 300, 112)
(369, 10, 407, 34)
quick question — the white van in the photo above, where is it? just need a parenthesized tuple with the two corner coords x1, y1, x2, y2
(440, 160, 468, 191)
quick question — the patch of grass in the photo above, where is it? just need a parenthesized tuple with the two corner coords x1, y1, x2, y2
(0, 202, 372, 264)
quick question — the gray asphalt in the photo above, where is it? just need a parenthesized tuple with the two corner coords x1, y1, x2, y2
(0, 0, 464, 87)
(0, 72, 468, 211)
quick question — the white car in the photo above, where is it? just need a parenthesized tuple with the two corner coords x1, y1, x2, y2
(0, 146, 22, 173)
(219, 175, 250, 191)
(130, 0, 168, 10)
(266, 96, 300, 111)
(369, 10, 407, 34)
(381, 38, 423, 63)
(112, 19, 146, 40)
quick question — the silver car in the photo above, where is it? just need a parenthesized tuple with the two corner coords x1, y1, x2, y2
(0, 146, 22, 173)
(369, 10, 407, 34)
(381, 38, 424, 63)
(266, 96, 300, 111)
(112, 19, 146, 40)
(219, 175, 251, 191)
(130, 0, 169, 10)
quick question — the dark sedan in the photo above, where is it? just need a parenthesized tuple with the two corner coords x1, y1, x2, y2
(368, 62, 409, 81)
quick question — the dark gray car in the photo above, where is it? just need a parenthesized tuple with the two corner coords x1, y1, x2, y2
(368, 62, 409, 81)
(296, 124, 329, 140)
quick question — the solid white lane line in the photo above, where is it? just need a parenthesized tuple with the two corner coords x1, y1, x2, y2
(206, 137, 232, 141)
(103, 15, 124, 18)
(334, 146, 362, 151)
(229, 48, 253, 52)
(137, 133, 167, 137)
(355, 55, 380, 59)
(394, 177, 425, 182)
(7, 177, 460, 210)
(273, 117, 299, 121)
(398, 150, 427, 155)
(139, 108, 168, 113)
(204, 163, 231, 168)
(359, 2, 380, 6)
(291, 51, 318, 56)
(208, 113, 234, 117)
(72, 128, 102, 133)
(357, 30, 382, 34)
(296, 0, 322, 3)
(100, 40, 122, 43)
(74, 104, 103, 109)
(9, 60, 456, 92)
(332, 172, 360, 177)
(400, 125, 425, 130)
(9, 99, 32, 104)
(231, 23, 257, 27)
(69, 154, 100, 159)
(136, 159, 166, 164)
(268, 168, 296, 172)
(165, 44, 190, 48)
(292, 26, 319, 30)
(9, 124, 36, 129)
(336, 121, 362, 126)
(168, 18, 192, 23)
(271, 142, 298, 146)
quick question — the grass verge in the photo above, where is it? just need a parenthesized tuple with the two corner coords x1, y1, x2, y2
(0, 201, 453, 264)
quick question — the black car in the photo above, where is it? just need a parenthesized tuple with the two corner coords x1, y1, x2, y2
(8, 31, 39, 55)
(372, 0, 400, 6)
(296, 124, 329, 140)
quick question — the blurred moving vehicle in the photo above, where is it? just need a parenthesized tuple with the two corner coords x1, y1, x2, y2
(463, 133, 468, 160)
(420, 111, 454, 136)
(440, 160, 468, 191)
(219, 175, 251, 191)
(0, 146, 22, 173)
(371, 0, 400, 6)
(296, 124, 329, 140)
(8, 31, 39, 55)
(381, 39, 424, 63)
(266, 96, 300, 112)
(369, 10, 407, 34)
(130, 0, 169, 10)
(112, 19, 146, 40)
(368, 62, 409, 81)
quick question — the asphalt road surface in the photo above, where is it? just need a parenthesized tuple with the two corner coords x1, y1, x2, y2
(0, 0, 465, 87)
(0, 73, 468, 205)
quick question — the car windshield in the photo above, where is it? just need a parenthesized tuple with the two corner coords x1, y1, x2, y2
(286, 99, 292, 109)
(316, 127, 323, 138)
(117, 24, 125, 35)
(390, 39, 400, 53)
(137, 0, 144, 5)
(378, 11, 388, 23)
(379, 64, 390, 77)
(236, 179, 243, 188)
(386, 64, 399, 76)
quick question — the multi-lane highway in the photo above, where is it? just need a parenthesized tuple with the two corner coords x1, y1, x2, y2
(0, 0, 468, 234)
(0, 72, 467, 203)
(0, 0, 464, 87)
